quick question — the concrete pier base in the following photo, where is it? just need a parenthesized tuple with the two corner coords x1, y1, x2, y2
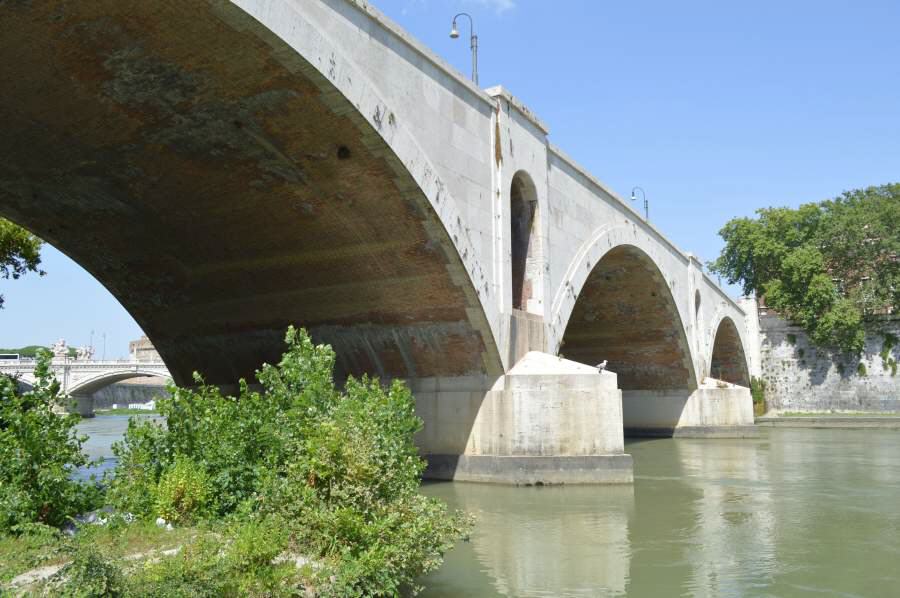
(65, 394, 95, 418)
(424, 454, 634, 485)
(622, 381, 754, 438)
(412, 352, 633, 485)
(625, 426, 759, 439)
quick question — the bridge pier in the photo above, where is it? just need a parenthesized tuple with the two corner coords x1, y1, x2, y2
(413, 352, 633, 485)
(622, 384, 756, 438)
(65, 394, 95, 418)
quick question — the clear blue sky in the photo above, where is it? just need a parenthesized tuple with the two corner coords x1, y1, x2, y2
(1, 0, 898, 355)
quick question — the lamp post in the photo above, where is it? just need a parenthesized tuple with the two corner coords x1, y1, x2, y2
(631, 186, 648, 221)
(450, 13, 478, 86)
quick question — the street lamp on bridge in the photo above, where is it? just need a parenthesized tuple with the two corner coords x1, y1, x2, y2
(450, 13, 478, 86)
(631, 186, 648, 221)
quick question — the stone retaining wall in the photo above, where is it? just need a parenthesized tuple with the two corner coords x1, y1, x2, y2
(90, 377, 170, 409)
(759, 309, 900, 412)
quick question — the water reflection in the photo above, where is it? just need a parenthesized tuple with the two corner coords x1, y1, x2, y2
(421, 483, 634, 597)
(422, 430, 900, 597)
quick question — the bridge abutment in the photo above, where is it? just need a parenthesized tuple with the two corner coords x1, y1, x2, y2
(413, 352, 633, 485)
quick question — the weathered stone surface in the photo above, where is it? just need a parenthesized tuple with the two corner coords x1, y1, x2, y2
(759, 309, 900, 412)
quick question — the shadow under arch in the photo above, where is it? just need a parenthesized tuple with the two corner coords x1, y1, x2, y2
(0, 1, 501, 386)
(510, 170, 541, 313)
(560, 244, 696, 391)
(708, 316, 751, 387)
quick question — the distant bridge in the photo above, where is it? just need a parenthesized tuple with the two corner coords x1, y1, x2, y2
(0, 359, 171, 416)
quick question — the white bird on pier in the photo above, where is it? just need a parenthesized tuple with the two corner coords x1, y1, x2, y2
(595, 360, 608, 372)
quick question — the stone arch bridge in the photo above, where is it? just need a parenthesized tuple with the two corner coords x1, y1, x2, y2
(0, 359, 171, 417)
(0, 0, 759, 483)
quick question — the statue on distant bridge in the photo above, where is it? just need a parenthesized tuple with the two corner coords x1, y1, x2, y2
(51, 338, 68, 359)
(76, 345, 95, 361)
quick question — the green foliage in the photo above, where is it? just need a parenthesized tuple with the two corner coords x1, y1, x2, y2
(750, 377, 766, 404)
(881, 333, 898, 364)
(109, 326, 468, 596)
(154, 457, 212, 525)
(710, 183, 900, 353)
(125, 536, 233, 597)
(0, 218, 43, 309)
(54, 545, 125, 598)
(0, 345, 50, 358)
(0, 523, 67, 582)
(786, 334, 797, 345)
(857, 362, 867, 377)
(0, 351, 101, 532)
(750, 376, 767, 416)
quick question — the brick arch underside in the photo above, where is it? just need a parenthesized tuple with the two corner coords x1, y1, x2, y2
(560, 245, 695, 391)
(0, 1, 497, 385)
(709, 318, 751, 387)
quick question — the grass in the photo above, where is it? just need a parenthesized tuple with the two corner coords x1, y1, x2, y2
(0, 528, 69, 583)
(1, 521, 206, 589)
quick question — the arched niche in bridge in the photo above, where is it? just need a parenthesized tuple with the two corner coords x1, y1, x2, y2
(510, 171, 542, 313)
(559, 245, 696, 391)
(709, 317, 751, 387)
(0, 1, 501, 385)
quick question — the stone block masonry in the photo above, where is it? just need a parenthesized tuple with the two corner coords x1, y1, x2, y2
(759, 308, 900, 412)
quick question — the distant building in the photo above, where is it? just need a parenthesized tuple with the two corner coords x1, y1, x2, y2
(129, 335, 162, 362)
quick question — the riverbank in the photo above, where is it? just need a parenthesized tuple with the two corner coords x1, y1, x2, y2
(94, 408, 159, 416)
(756, 413, 900, 428)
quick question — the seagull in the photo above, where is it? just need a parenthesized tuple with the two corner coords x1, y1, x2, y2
(595, 360, 608, 372)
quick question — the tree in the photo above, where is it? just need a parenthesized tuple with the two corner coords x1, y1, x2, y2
(0, 350, 101, 531)
(710, 183, 900, 354)
(0, 218, 43, 308)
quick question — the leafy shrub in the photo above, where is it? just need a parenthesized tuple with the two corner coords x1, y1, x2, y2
(154, 457, 212, 525)
(54, 544, 125, 598)
(125, 535, 231, 597)
(750, 376, 767, 417)
(109, 327, 468, 596)
(857, 362, 867, 376)
(0, 351, 101, 532)
(882, 333, 898, 365)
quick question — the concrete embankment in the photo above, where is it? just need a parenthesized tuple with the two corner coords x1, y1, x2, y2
(756, 416, 900, 429)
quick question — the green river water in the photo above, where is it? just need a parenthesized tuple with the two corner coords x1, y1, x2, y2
(80, 418, 900, 597)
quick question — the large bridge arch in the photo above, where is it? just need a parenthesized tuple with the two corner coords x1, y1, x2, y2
(0, 0, 502, 385)
(557, 241, 697, 392)
(707, 316, 751, 387)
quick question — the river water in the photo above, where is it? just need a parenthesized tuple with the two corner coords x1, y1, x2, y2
(78, 419, 900, 597)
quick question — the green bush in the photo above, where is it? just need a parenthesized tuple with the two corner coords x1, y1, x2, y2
(109, 326, 468, 596)
(125, 536, 231, 597)
(154, 457, 212, 525)
(54, 545, 125, 598)
(0, 350, 101, 532)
